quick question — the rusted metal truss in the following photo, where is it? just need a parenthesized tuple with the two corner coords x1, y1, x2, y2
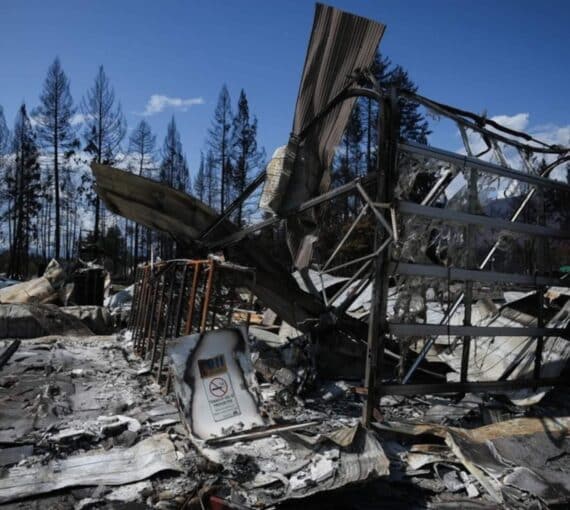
(129, 258, 255, 387)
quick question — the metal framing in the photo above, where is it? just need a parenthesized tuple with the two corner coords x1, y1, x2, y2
(194, 81, 569, 417)
(130, 259, 214, 386)
(385, 90, 570, 397)
(125, 79, 569, 417)
(129, 258, 257, 388)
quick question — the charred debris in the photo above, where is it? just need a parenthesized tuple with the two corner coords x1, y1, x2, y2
(1, 3, 570, 509)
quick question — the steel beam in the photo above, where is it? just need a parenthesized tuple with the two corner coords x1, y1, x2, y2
(208, 172, 377, 248)
(376, 377, 570, 396)
(389, 262, 569, 287)
(362, 87, 398, 427)
(399, 142, 570, 192)
(389, 324, 568, 338)
(398, 201, 570, 239)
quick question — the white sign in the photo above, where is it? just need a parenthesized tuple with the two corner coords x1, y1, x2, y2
(198, 354, 241, 422)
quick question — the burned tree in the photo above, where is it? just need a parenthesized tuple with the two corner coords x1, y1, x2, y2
(6, 105, 42, 277)
(230, 90, 264, 227)
(207, 85, 233, 212)
(193, 151, 206, 202)
(159, 116, 189, 258)
(160, 116, 189, 192)
(204, 149, 218, 208)
(34, 58, 76, 259)
(0, 106, 10, 248)
(81, 66, 126, 244)
(129, 119, 156, 269)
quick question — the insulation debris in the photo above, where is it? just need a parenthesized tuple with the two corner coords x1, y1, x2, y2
(377, 416, 570, 507)
(0, 259, 64, 305)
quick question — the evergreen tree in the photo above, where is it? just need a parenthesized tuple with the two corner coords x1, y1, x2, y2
(230, 90, 264, 227)
(390, 65, 431, 144)
(207, 85, 233, 212)
(361, 53, 393, 172)
(6, 105, 42, 277)
(323, 53, 431, 267)
(81, 66, 126, 243)
(160, 116, 189, 192)
(194, 151, 206, 201)
(34, 58, 76, 259)
(204, 149, 218, 208)
(360, 52, 430, 175)
(129, 120, 156, 178)
(335, 101, 364, 219)
(0, 107, 11, 246)
(159, 116, 189, 259)
(129, 120, 156, 270)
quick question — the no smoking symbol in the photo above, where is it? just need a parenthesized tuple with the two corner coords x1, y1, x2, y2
(209, 377, 228, 397)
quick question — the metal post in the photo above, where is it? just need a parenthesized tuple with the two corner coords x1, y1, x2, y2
(173, 264, 189, 336)
(200, 260, 216, 332)
(461, 167, 477, 383)
(156, 265, 177, 383)
(184, 262, 202, 335)
(362, 87, 398, 427)
(534, 185, 546, 381)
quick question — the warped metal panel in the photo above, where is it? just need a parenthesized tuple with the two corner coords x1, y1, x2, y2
(290, 3, 385, 183)
(91, 163, 329, 331)
(92, 163, 235, 245)
(282, 3, 385, 267)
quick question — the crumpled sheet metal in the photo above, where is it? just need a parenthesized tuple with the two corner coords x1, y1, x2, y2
(378, 417, 570, 506)
(0, 434, 181, 504)
(92, 163, 233, 246)
(0, 259, 64, 305)
(91, 163, 330, 333)
(277, 3, 385, 268)
(200, 423, 389, 507)
(283, 3, 385, 211)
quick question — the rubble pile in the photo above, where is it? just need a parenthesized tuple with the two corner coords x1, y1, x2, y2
(1, 2, 569, 508)
(0, 282, 569, 508)
(0, 333, 200, 508)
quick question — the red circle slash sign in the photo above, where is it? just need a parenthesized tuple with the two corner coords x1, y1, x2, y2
(209, 377, 228, 397)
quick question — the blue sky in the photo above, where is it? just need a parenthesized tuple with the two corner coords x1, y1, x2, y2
(1, 0, 568, 174)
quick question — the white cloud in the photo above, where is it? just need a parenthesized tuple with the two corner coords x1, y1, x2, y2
(70, 113, 89, 126)
(447, 113, 570, 199)
(140, 94, 205, 116)
(530, 124, 570, 148)
(490, 113, 529, 132)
